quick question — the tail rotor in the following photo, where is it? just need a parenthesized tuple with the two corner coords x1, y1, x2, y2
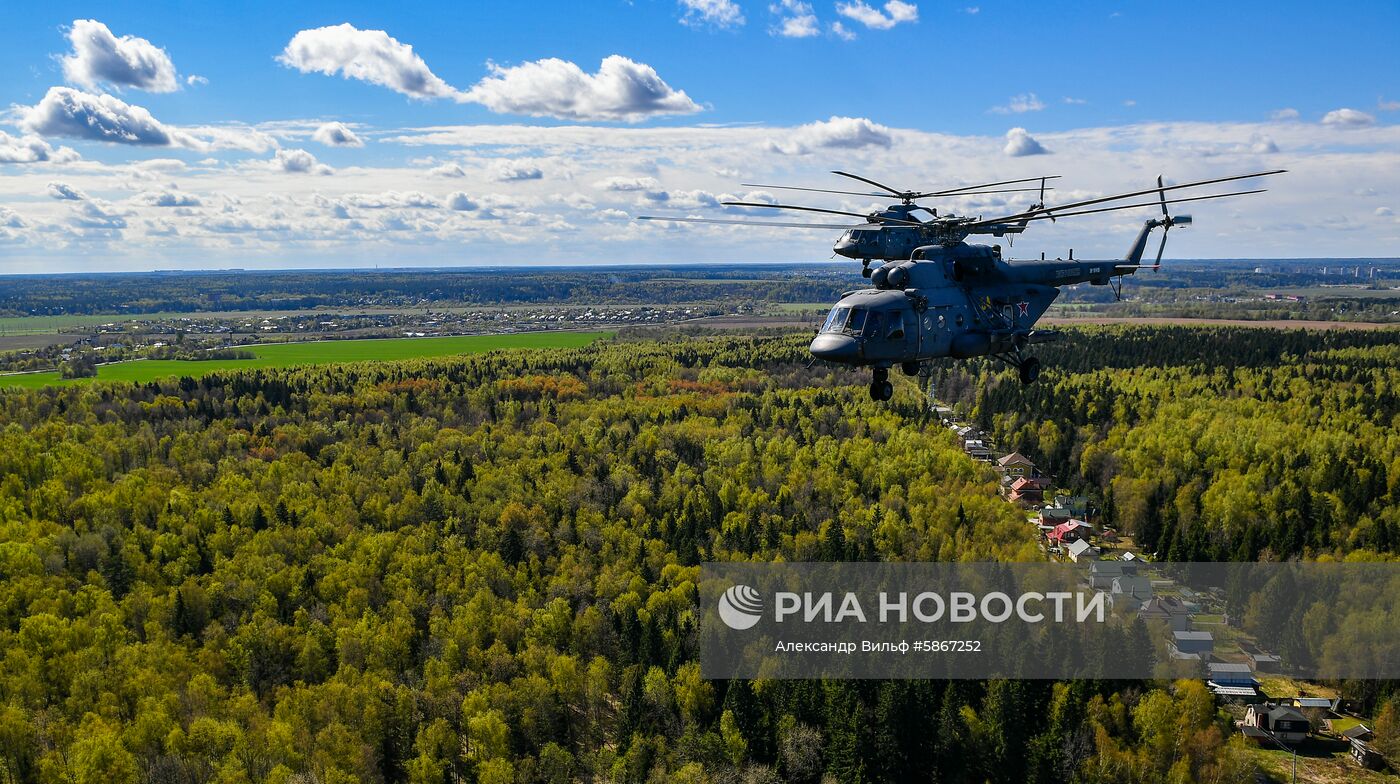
(1151, 174, 1192, 269)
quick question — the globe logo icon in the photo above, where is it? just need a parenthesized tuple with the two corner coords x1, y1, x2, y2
(718, 584, 763, 630)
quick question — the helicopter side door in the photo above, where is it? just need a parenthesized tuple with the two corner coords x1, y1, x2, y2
(918, 305, 954, 359)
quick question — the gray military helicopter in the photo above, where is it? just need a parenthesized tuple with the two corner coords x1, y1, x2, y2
(641, 169, 1282, 401)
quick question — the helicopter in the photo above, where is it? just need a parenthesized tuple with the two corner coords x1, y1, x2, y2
(640, 168, 1284, 401)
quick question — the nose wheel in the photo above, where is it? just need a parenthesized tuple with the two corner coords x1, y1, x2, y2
(1018, 357, 1041, 385)
(868, 367, 894, 401)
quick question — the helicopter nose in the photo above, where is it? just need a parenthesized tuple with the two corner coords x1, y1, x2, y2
(809, 333, 859, 363)
(833, 240, 860, 259)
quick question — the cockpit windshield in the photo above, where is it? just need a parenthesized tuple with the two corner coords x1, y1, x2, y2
(822, 306, 903, 338)
(821, 306, 850, 333)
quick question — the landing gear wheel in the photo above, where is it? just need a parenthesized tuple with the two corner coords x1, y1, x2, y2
(1018, 357, 1041, 385)
(901, 361, 920, 377)
(869, 380, 894, 401)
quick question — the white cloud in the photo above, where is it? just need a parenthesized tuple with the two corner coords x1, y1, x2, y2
(1063, 96, 1087, 105)
(447, 192, 479, 211)
(18, 87, 273, 151)
(270, 148, 333, 175)
(1322, 108, 1375, 127)
(765, 115, 892, 154)
(835, 0, 917, 30)
(1379, 98, 1400, 112)
(61, 19, 180, 93)
(461, 56, 701, 122)
(277, 25, 697, 123)
(991, 93, 1045, 114)
(830, 21, 856, 40)
(71, 200, 128, 230)
(595, 176, 661, 191)
(312, 121, 364, 147)
(492, 160, 544, 181)
(187, 75, 209, 87)
(47, 182, 87, 201)
(0, 130, 80, 164)
(0, 207, 26, 228)
(1003, 127, 1049, 156)
(1270, 108, 1300, 121)
(277, 23, 459, 100)
(770, 0, 820, 37)
(1375, 207, 1394, 217)
(1249, 134, 1279, 154)
(680, 0, 745, 28)
(963, 6, 979, 13)
(429, 162, 468, 177)
(346, 191, 439, 209)
(138, 189, 202, 207)
(21, 86, 174, 145)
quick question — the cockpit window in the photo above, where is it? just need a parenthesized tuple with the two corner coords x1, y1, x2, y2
(887, 311, 905, 340)
(845, 309, 867, 334)
(864, 311, 882, 338)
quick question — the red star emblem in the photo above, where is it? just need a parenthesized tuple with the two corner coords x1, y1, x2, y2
(1017, 301, 1030, 317)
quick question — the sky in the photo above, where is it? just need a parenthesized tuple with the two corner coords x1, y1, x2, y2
(0, 0, 1397, 273)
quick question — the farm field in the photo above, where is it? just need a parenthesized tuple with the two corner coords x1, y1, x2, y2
(0, 331, 612, 389)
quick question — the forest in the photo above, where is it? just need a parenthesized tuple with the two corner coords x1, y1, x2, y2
(0, 326, 1398, 783)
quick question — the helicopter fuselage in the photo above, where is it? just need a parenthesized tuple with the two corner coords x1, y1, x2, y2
(810, 241, 1138, 395)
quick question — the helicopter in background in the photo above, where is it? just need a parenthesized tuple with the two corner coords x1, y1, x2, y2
(640, 169, 1283, 401)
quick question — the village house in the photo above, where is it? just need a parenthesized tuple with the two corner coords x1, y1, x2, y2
(1350, 737, 1385, 770)
(1138, 596, 1192, 631)
(1047, 520, 1092, 545)
(1108, 574, 1154, 610)
(1006, 476, 1047, 506)
(1065, 538, 1100, 562)
(996, 451, 1038, 480)
(963, 439, 994, 461)
(1168, 630, 1214, 660)
(1088, 560, 1138, 589)
(1207, 662, 1260, 700)
(1241, 703, 1311, 745)
(1245, 650, 1282, 672)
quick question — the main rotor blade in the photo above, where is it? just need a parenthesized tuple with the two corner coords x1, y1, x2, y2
(974, 169, 1285, 225)
(741, 183, 892, 198)
(743, 183, 1053, 199)
(636, 216, 860, 230)
(1155, 227, 1168, 265)
(722, 201, 926, 227)
(913, 175, 1063, 198)
(967, 188, 1267, 227)
(830, 170, 906, 197)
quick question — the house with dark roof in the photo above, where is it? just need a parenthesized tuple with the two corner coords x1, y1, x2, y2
(1139, 596, 1192, 631)
(1168, 630, 1214, 659)
(1245, 650, 1281, 672)
(1108, 575, 1154, 610)
(1242, 703, 1311, 745)
(1088, 560, 1125, 589)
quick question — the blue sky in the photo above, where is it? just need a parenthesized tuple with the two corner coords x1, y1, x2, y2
(0, 1, 1397, 271)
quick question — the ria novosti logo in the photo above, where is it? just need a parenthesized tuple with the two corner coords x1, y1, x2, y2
(717, 584, 763, 630)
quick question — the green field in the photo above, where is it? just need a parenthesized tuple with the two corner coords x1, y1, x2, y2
(0, 331, 612, 390)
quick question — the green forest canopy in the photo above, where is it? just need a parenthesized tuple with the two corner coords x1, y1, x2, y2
(0, 327, 1398, 783)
